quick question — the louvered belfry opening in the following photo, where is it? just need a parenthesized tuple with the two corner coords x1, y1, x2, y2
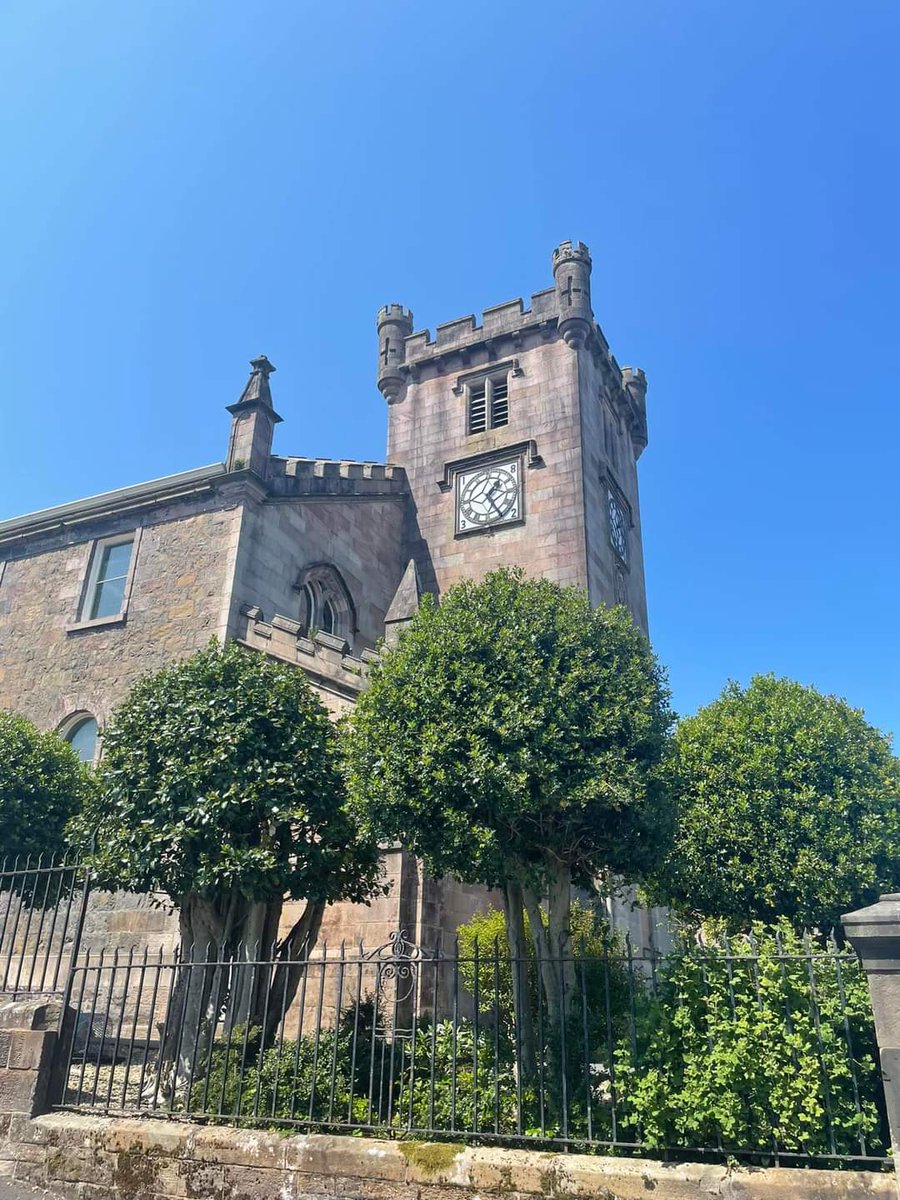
(468, 374, 509, 434)
(468, 382, 488, 433)
(490, 376, 509, 427)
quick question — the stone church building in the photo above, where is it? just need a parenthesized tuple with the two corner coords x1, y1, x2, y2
(0, 241, 664, 954)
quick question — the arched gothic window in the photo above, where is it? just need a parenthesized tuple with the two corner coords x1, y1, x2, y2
(295, 564, 355, 641)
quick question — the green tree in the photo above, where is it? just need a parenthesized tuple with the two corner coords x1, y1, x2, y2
(69, 640, 382, 1070)
(344, 568, 673, 1043)
(0, 709, 92, 867)
(652, 674, 900, 933)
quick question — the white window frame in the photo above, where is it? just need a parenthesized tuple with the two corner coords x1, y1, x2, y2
(58, 711, 101, 765)
(68, 529, 141, 632)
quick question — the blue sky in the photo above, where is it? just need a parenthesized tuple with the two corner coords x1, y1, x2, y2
(2, 1, 898, 739)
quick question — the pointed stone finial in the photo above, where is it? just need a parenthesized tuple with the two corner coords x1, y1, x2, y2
(226, 355, 282, 476)
(235, 355, 277, 409)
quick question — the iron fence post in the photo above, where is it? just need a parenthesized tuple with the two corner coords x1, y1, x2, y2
(843, 893, 900, 1192)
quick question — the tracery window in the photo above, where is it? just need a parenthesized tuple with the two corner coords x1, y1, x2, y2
(295, 564, 354, 640)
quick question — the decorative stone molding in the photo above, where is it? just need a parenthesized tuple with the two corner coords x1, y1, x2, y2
(236, 603, 376, 704)
(435, 439, 544, 494)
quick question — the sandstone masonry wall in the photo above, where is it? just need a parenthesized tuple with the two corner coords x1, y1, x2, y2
(231, 490, 407, 654)
(389, 337, 591, 600)
(1, 1113, 892, 1200)
(0, 492, 243, 731)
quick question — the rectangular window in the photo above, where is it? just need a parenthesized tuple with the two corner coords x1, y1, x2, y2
(85, 536, 134, 620)
(468, 374, 509, 435)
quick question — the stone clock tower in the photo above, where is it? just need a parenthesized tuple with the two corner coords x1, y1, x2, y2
(377, 241, 650, 630)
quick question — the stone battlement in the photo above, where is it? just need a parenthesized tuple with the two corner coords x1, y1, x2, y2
(403, 287, 560, 362)
(236, 602, 378, 711)
(377, 303, 414, 324)
(269, 458, 408, 499)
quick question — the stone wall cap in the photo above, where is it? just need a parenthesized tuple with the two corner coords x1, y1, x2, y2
(843, 894, 900, 929)
(21, 1114, 898, 1200)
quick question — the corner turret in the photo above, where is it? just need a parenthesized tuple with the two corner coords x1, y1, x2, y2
(621, 366, 648, 458)
(552, 240, 593, 348)
(226, 355, 282, 476)
(376, 304, 414, 403)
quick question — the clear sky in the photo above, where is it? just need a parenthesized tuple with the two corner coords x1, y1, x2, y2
(2, 1, 898, 739)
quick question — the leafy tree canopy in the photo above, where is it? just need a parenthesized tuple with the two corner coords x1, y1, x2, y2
(70, 639, 380, 911)
(345, 566, 674, 900)
(650, 674, 900, 932)
(0, 710, 93, 865)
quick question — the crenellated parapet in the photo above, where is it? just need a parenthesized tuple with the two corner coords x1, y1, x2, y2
(398, 285, 560, 377)
(267, 458, 408, 500)
(376, 241, 631, 390)
(236, 603, 380, 710)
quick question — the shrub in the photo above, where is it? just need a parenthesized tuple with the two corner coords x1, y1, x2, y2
(614, 923, 884, 1158)
(0, 709, 92, 868)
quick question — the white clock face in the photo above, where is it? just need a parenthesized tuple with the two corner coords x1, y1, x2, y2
(456, 460, 522, 533)
(608, 489, 628, 563)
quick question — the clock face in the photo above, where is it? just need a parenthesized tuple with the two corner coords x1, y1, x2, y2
(608, 489, 628, 562)
(456, 460, 522, 533)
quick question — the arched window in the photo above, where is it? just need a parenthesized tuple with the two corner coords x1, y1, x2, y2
(320, 598, 336, 636)
(60, 714, 99, 764)
(301, 583, 316, 630)
(294, 564, 355, 641)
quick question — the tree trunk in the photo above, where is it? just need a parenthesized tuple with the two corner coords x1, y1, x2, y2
(502, 878, 537, 1082)
(522, 866, 576, 1124)
(521, 884, 560, 1031)
(153, 893, 230, 1103)
(154, 891, 327, 1096)
(230, 899, 282, 1034)
(546, 863, 576, 1005)
(262, 899, 326, 1046)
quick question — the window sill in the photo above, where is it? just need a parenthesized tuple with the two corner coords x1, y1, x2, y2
(66, 613, 127, 634)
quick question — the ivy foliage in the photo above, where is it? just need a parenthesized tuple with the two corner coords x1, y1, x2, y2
(0, 709, 93, 866)
(69, 639, 380, 908)
(616, 923, 884, 1158)
(344, 567, 674, 895)
(651, 675, 900, 931)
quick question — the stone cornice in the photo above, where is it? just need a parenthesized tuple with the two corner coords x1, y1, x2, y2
(0, 464, 231, 548)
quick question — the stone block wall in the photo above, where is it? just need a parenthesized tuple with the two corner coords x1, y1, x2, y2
(0, 491, 243, 732)
(0, 1113, 893, 1200)
(0, 999, 61, 1120)
(230, 490, 407, 655)
(390, 336, 592, 601)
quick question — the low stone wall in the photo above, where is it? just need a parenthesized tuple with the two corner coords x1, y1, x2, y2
(0, 1113, 894, 1200)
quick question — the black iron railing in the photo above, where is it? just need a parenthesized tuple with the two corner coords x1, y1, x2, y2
(0, 854, 91, 996)
(53, 930, 891, 1169)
